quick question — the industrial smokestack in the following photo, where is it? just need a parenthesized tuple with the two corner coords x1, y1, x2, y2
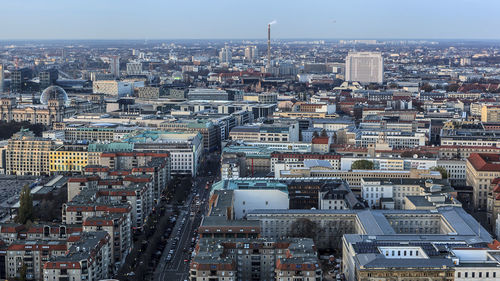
(267, 24, 271, 69)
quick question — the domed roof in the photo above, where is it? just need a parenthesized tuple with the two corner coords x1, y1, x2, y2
(40, 86, 68, 105)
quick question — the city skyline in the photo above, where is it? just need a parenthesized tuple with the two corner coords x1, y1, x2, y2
(1, 0, 500, 40)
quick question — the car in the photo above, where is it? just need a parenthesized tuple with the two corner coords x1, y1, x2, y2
(169, 249, 174, 254)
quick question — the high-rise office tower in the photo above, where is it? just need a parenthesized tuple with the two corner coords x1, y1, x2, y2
(244, 46, 258, 63)
(110, 56, 120, 78)
(11, 68, 33, 93)
(219, 45, 232, 64)
(345, 52, 384, 84)
(40, 69, 59, 90)
(0, 64, 4, 93)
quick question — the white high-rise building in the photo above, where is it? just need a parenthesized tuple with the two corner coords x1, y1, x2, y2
(219, 45, 232, 64)
(244, 46, 258, 63)
(345, 52, 383, 84)
(0, 64, 4, 93)
(126, 62, 142, 75)
(110, 56, 120, 78)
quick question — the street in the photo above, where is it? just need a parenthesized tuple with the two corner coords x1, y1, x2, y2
(154, 174, 213, 281)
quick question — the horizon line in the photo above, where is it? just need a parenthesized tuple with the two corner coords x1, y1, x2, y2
(1, 37, 500, 42)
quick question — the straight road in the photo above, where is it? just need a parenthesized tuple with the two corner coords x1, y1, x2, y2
(154, 175, 212, 281)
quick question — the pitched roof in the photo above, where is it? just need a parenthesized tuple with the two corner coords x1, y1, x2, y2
(468, 153, 500, 172)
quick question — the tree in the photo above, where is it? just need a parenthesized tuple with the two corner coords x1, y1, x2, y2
(420, 83, 433, 92)
(351, 160, 374, 170)
(289, 218, 318, 240)
(18, 263, 27, 281)
(431, 166, 448, 179)
(312, 131, 319, 138)
(388, 82, 398, 89)
(15, 185, 33, 225)
(446, 83, 460, 92)
(400, 151, 416, 158)
(320, 129, 328, 137)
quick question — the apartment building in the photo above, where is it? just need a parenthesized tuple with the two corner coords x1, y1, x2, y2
(190, 238, 322, 281)
(43, 231, 112, 281)
(124, 131, 203, 176)
(96, 151, 170, 201)
(82, 214, 131, 267)
(6, 240, 67, 280)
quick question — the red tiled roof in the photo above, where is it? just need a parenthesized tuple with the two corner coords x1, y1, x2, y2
(44, 262, 81, 269)
(467, 153, 500, 171)
(312, 136, 330, 144)
(100, 152, 169, 158)
(8, 243, 66, 251)
(83, 219, 113, 227)
(275, 259, 319, 271)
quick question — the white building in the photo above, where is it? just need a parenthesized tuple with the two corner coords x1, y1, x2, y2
(437, 159, 466, 184)
(361, 178, 452, 209)
(110, 56, 120, 78)
(233, 189, 288, 219)
(130, 132, 204, 176)
(341, 156, 438, 171)
(452, 248, 500, 280)
(345, 52, 383, 84)
(356, 131, 426, 149)
(219, 45, 232, 64)
(93, 80, 133, 97)
(361, 179, 394, 208)
(244, 46, 258, 62)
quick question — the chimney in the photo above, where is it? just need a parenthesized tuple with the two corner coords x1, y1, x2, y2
(267, 24, 271, 69)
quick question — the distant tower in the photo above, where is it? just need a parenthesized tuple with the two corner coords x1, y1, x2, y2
(219, 44, 232, 64)
(245, 46, 258, 63)
(0, 64, 4, 93)
(267, 24, 271, 69)
(110, 56, 120, 78)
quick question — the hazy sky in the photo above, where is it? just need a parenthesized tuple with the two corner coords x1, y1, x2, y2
(1, 0, 499, 40)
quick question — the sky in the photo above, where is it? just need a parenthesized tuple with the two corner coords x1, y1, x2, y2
(0, 0, 499, 40)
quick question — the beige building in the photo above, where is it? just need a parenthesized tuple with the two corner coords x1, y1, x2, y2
(0, 89, 103, 126)
(466, 153, 500, 210)
(481, 104, 500, 122)
(6, 129, 55, 176)
(278, 168, 441, 193)
(0, 97, 66, 126)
